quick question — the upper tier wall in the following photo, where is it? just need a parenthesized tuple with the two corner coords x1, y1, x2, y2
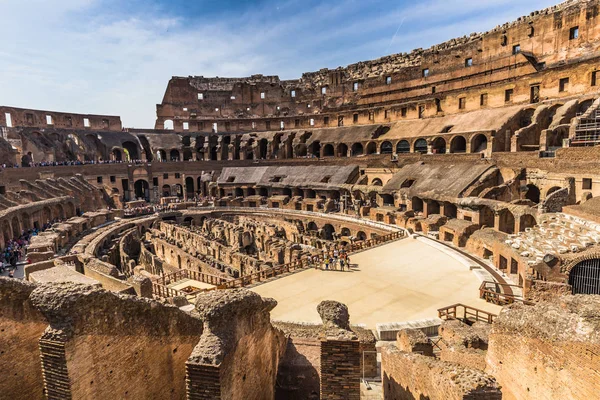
(155, 0, 600, 131)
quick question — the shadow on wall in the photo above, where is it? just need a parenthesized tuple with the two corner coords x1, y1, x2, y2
(275, 341, 320, 400)
(383, 372, 432, 400)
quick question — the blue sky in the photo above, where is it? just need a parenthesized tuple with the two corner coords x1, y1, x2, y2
(0, 0, 559, 128)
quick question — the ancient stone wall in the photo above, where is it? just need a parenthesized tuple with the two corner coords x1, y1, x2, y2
(30, 283, 203, 400)
(486, 295, 600, 400)
(0, 278, 47, 400)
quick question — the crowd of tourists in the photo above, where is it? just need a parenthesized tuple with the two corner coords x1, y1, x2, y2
(123, 204, 169, 218)
(309, 248, 351, 271)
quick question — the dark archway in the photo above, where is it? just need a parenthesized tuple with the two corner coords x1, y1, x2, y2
(170, 149, 180, 161)
(519, 214, 537, 232)
(322, 224, 335, 241)
(569, 258, 600, 294)
(337, 143, 348, 157)
(431, 137, 446, 154)
(309, 141, 321, 158)
(471, 134, 488, 153)
(259, 138, 268, 159)
(134, 179, 149, 201)
(498, 210, 515, 234)
(380, 141, 393, 154)
(414, 139, 427, 154)
(322, 144, 334, 157)
(351, 143, 364, 156)
(524, 184, 541, 204)
(183, 149, 193, 161)
(122, 141, 140, 161)
(450, 136, 466, 153)
(396, 140, 410, 154)
(112, 148, 122, 161)
(366, 142, 377, 155)
(371, 178, 383, 186)
(412, 197, 423, 212)
(162, 184, 171, 197)
(185, 177, 194, 196)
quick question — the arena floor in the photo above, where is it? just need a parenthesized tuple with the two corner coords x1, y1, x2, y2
(252, 237, 501, 328)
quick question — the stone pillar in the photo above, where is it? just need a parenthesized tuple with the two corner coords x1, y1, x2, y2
(318, 301, 361, 400)
(186, 289, 286, 400)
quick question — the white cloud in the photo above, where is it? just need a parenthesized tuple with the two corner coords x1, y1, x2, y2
(0, 0, 559, 127)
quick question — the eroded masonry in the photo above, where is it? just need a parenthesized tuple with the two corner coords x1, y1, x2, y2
(1, 0, 600, 399)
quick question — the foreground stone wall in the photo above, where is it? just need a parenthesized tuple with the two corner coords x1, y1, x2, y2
(30, 283, 203, 400)
(486, 295, 600, 400)
(381, 347, 502, 400)
(0, 278, 47, 400)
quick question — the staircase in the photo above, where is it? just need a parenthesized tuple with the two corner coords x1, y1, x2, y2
(572, 99, 600, 146)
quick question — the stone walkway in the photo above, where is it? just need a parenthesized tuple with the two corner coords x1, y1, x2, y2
(252, 237, 501, 329)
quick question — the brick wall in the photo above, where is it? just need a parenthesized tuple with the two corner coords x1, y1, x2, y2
(320, 339, 361, 400)
(382, 346, 502, 400)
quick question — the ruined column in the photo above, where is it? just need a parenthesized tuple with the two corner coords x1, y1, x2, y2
(186, 289, 286, 400)
(318, 300, 361, 400)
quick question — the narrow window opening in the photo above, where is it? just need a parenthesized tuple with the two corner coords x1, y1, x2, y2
(559, 77, 569, 92)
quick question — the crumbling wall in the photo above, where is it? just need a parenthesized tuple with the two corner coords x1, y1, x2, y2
(381, 347, 502, 400)
(30, 283, 203, 400)
(0, 278, 47, 400)
(486, 295, 600, 400)
(438, 320, 489, 371)
(187, 289, 286, 400)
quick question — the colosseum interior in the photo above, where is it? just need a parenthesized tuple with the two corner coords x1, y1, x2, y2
(1, 0, 600, 399)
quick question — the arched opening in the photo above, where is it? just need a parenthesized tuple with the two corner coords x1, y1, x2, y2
(380, 194, 394, 206)
(471, 134, 488, 153)
(182, 136, 191, 146)
(157, 149, 167, 162)
(396, 140, 410, 154)
(309, 141, 321, 158)
(337, 143, 348, 157)
(431, 137, 446, 154)
(380, 141, 393, 154)
(546, 186, 562, 198)
(366, 142, 377, 155)
(351, 143, 364, 156)
(414, 139, 428, 154)
(498, 209, 515, 234)
(307, 221, 318, 232)
(449, 136, 467, 153)
(173, 184, 183, 198)
(480, 206, 494, 228)
(569, 258, 600, 294)
(164, 119, 174, 130)
(519, 214, 537, 232)
(122, 141, 139, 160)
(21, 153, 32, 167)
(295, 144, 307, 158)
(411, 197, 423, 212)
(183, 149, 193, 161)
(134, 179, 149, 201)
(259, 187, 268, 197)
(322, 144, 334, 157)
(234, 188, 244, 197)
(185, 177, 194, 196)
(259, 138, 269, 159)
(356, 231, 367, 241)
(428, 200, 440, 215)
(247, 187, 256, 196)
(322, 224, 335, 241)
(341, 227, 351, 237)
(170, 149, 180, 162)
(112, 148, 122, 161)
(305, 189, 316, 199)
(162, 185, 171, 197)
(443, 202, 457, 219)
(371, 178, 383, 186)
(524, 184, 541, 204)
